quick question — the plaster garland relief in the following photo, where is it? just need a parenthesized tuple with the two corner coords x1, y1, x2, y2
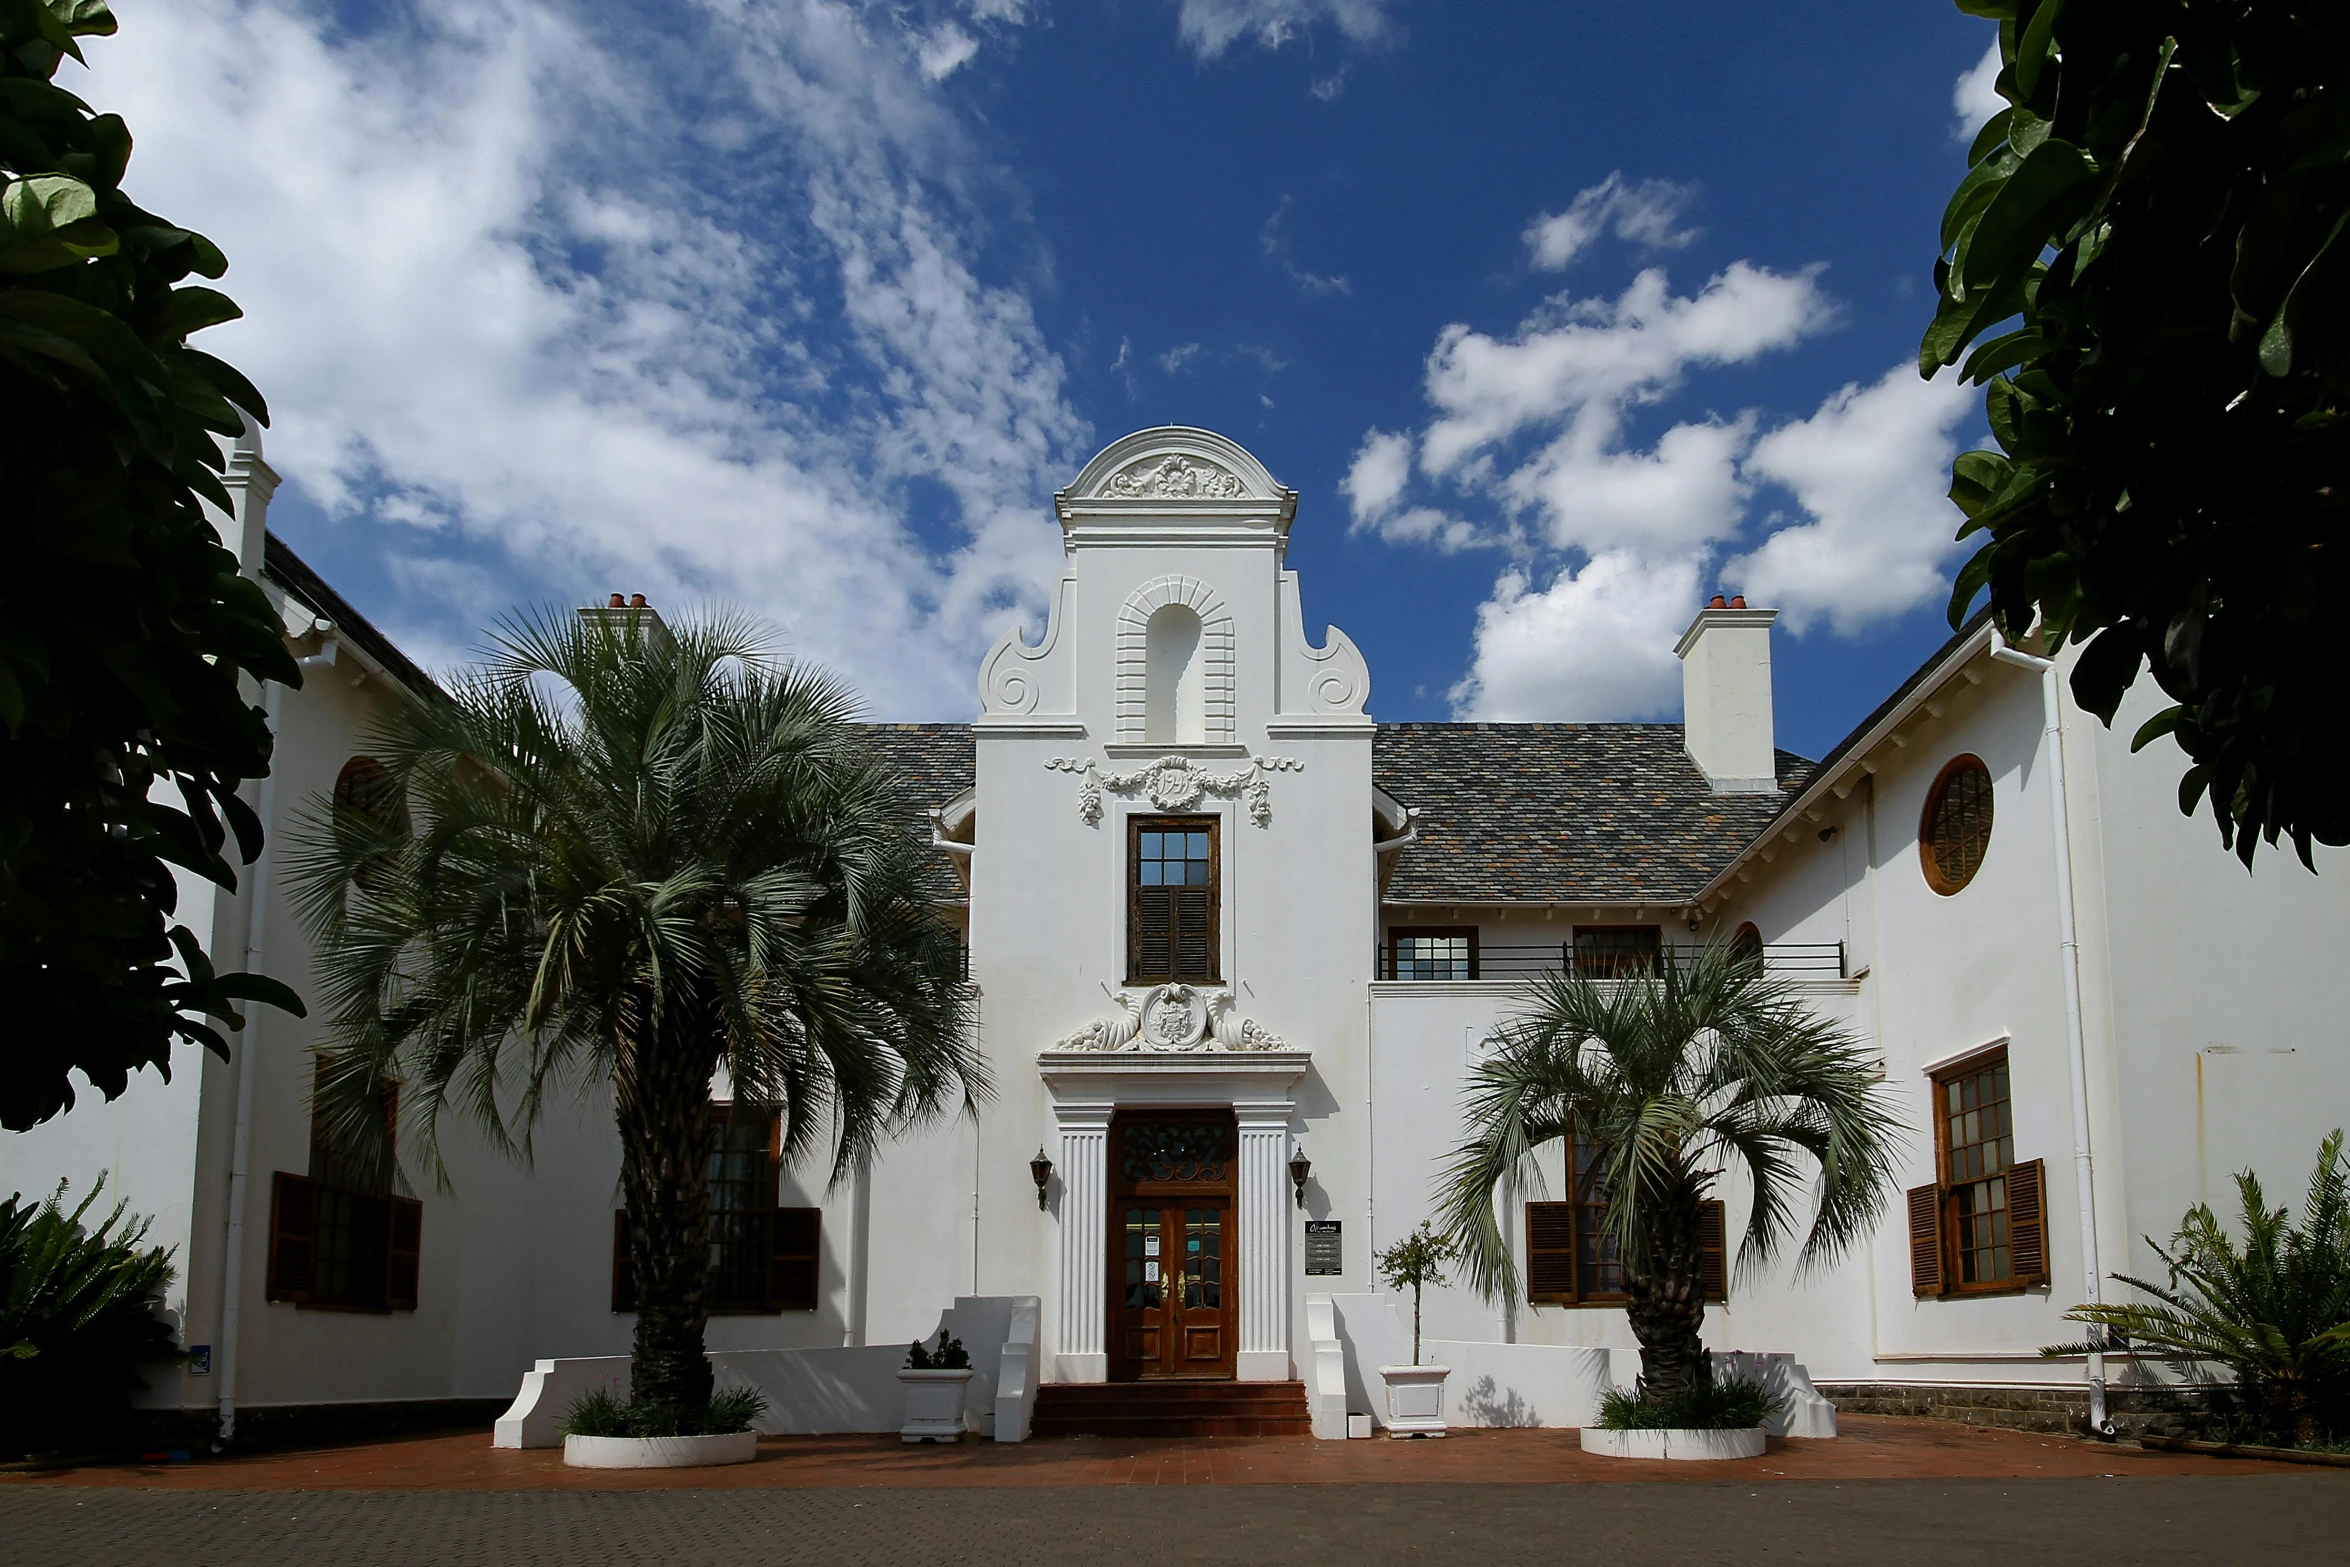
(1096, 455, 1249, 499)
(1044, 754, 1303, 826)
(1055, 983, 1289, 1054)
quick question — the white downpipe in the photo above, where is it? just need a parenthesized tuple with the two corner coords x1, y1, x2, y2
(1988, 632, 2111, 1437)
(216, 647, 329, 1446)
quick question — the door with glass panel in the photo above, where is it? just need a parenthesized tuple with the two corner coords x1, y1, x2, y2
(1109, 1113, 1237, 1380)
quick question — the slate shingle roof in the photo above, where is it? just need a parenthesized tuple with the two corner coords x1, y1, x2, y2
(852, 721, 1812, 908)
(1374, 723, 1810, 906)
(855, 723, 975, 902)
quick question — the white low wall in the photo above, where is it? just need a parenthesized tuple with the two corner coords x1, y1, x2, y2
(1320, 1293, 1836, 1437)
(493, 1295, 1041, 1447)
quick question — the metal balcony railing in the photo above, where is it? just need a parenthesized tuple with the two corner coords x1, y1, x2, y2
(1374, 941, 1847, 982)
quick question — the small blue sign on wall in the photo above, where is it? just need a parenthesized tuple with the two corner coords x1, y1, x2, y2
(187, 1344, 211, 1375)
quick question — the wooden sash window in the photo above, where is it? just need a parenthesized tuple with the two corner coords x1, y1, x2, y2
(1526, 1139, 1725, 1305)
(267, 1069, 421, 1312)
(611, 1103, 821, 1314)
(1572, 925, 1661, 979)
(1909, 1047, 2048, 1296)
(1128, 816, 1219, 985)
(1387, 927, 1477, 981)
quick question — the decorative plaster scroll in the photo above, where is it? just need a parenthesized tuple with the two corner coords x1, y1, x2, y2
(1115, 574, 1234, 744)
(978, 575, 1072, 716)
(1054, 983, 1287, 1054)
(1098, 455, 1248, 499)
(1045, 754, 1302, 827)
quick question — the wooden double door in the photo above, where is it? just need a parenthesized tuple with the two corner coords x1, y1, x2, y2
(1109, 1111, 1237, 1380)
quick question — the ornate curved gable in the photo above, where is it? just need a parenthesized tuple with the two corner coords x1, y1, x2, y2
(1057, 428, 1294, 521)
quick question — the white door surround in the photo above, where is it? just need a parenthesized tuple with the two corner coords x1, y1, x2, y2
(1039, 1050, 1309, 1384)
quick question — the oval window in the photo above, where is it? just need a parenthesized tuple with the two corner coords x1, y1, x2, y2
(1920, 755, 1993, 895)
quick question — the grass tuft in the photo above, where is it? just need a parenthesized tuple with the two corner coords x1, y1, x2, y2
(1595, 1377, 1780, 1431)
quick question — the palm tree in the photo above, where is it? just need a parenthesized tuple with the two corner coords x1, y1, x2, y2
(1435, 943, 1901, 1403)
(291, 608, 981, 1419)
(2050, 1132, 2350, 1447)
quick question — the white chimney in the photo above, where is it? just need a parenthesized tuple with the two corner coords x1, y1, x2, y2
(1676, 596, 1779, 793)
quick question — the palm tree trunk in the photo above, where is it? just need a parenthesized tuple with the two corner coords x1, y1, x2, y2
(1623, 1189, 1708, 1403)
(616, 1012, 719, 1419)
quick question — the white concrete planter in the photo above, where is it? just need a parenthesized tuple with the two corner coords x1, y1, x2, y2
(562, 1432, 758, 1469)
(1377, 1364, 1450, 1437)
(1579, 1425, 1767, 1461)
(898, 1367, 973, 1443)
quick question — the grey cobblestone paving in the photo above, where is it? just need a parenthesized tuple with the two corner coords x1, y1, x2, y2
(5, 1476, 2347, 1567)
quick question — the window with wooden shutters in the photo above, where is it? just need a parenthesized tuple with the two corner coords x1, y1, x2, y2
(273, 1070, 421, 1312)
(1128, 816, 1219, 984)
(613, 1104, 819, 1314)
(1916, 1047, 2049, 1295)
(1523, 1141, 1729, 1305)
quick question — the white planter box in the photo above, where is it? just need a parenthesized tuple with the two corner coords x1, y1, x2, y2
(898, 1367, 973, 1443)
(1579, 1425, 1767, 1461)
(562, 1432, 758, 1469)
(1377, 1364, 1450, 1437)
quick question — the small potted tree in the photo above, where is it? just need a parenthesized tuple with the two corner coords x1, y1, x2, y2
(1373, 1222, 1457, 1437)
(897, 1330, 973, 1442)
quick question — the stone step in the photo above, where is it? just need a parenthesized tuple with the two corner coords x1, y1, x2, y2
(1030, 1380, 1314, 1438)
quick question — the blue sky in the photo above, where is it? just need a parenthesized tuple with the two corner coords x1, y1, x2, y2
(90, 0, 2001, 759)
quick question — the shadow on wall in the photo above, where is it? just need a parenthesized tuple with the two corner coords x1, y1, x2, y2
(1458, 1374, 1543, 1429)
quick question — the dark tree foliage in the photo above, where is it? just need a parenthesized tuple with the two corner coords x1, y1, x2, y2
(0, 0, 302, 1131)
(1924, 2, 2349, 867)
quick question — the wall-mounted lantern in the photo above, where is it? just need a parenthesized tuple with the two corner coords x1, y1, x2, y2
(1288, 1147, 1312, 1210)
(1030, 1146, 1054, 1210)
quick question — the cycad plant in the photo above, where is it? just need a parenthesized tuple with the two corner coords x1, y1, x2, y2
(0, 1178, 182, 1458)
(292, 609, 981, 1420)
(1436, 943, 1901, 1403)
(2051, 1132, 2350, 1448)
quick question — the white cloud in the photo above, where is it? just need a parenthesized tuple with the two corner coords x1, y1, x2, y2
(1727, 365, 1976, 634)
(916, 22, 980, 80)
(1340, 428, 1413, 525)
(1504, 413, 1755, 557)
(89, 0, 1089, 716)
(1366, 195, 1974, 720)
(1524, 173, 1699, 271)
(1159, 341, 1203, 374)
(1419, 262, 1834, 476)
(1172, 0, 1399, 59)
(1448, 552, 1701, 720)
(1953, 38, 2002, 140)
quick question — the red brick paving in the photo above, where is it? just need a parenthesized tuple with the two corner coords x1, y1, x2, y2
(3, 1415, 2314, 1491)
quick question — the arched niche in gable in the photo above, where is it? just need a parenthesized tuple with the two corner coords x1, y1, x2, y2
(1116, 575, 1235, 745)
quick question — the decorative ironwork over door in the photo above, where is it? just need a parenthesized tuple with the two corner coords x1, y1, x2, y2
(1108, 1112, 1237, 1380)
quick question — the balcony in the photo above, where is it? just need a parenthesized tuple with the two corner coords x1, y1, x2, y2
(1373, 941, 1847, 983)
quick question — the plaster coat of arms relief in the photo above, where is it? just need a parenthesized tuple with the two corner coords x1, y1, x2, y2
(1055, 983, 1288, 1054)
(1044, 753, 1303, 827)
(1096, 455, 1249, 499)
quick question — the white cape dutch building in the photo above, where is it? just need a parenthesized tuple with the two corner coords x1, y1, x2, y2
(7, 425, 2346, 1443)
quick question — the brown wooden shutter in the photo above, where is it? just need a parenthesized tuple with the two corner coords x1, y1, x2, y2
(266, 1172, 317, 1303)
(1174, 886, 1213, 979)
(611, 1210, 637, 1312)
(770, 1207, 821, 1311)
(1526, 1201, 1577, 1303)
(385, 1196, 422, 1310)
(2007, 1158, 2050, 1285)
(1697, 1200, 1728, 1303)
(1133, 886, 1172, 980)
(1907, 1183, 1946, 1297)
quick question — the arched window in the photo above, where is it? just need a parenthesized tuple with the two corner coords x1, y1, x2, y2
(334, 756, 410, 834)
(1729, 922, 1764, 968)
(335, 756, 410, 891)
(1143, 603, 1206, 745)
(1920, 755, 1994, 896)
